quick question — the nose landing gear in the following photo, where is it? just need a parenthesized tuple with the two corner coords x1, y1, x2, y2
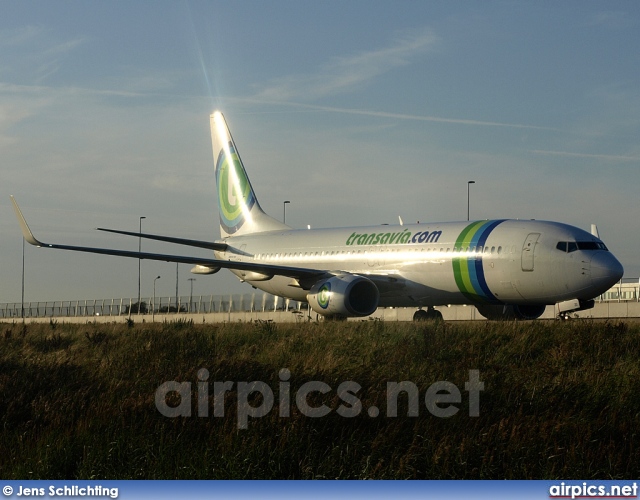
(556, 299, 595, 320)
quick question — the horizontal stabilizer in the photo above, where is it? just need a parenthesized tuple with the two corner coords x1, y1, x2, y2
(97, 227, 228, 252)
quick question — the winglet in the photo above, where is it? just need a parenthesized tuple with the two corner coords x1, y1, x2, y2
(10, 196, 44, 247)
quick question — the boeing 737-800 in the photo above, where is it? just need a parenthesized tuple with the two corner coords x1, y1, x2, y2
(11, 111, 623, 320)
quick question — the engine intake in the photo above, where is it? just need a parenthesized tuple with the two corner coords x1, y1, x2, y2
(307, 274, 379, 318)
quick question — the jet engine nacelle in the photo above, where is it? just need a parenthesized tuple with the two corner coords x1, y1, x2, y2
(307, 274, 379, 318)
(476, 303, 547, 320)
(190, 265, 220, 275)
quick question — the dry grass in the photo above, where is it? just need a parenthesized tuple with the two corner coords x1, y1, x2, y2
(0, 318, 638, 478)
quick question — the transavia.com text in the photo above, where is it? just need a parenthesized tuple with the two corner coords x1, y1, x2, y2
(155, 369, 484, 429)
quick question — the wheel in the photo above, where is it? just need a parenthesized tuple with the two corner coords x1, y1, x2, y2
(428, 309, 443, 321)
(413, 308, 443, 322)
(413, 309, 430, 321)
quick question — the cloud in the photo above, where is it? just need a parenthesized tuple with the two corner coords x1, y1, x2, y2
(530, 150, 640, 162)
(255, 28, 440, 101)
(0, 83, 55, 151)
(0, 25, 43, 46)
(151, 173, 213, 195)
(0, 25, 86, 83)
(585, 11, 635, 30)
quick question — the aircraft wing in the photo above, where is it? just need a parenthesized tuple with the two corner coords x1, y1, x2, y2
(10, 196, 327, 283)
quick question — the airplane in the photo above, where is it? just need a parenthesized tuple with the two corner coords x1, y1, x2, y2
(11, 111, 624, 321)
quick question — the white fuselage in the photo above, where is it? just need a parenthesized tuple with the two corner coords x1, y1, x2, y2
(217, 219, 622, 308)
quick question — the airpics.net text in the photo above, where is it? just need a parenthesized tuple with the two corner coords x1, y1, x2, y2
(155, 369, 484, 429)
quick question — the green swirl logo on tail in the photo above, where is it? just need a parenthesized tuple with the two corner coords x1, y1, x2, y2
(215, 143, 256, 235)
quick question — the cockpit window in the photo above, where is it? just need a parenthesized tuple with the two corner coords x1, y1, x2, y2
(577, 241, 608, 251)
(556, 241, 608, 253)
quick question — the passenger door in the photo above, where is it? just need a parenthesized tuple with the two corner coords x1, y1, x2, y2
(521, 233, 540, 272)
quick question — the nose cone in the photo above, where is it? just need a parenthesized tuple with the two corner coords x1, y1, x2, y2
(591, 251, 624, 294)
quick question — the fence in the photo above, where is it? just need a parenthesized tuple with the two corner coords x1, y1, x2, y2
(0, 293, 306, 319)
(1, 279, 637, 320)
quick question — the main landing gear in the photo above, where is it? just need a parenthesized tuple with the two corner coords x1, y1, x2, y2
(413, 307, 443, 322)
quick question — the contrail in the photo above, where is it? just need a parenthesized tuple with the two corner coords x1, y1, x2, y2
(242, 98, 556, 131)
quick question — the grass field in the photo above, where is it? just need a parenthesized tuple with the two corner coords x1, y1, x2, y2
(0, 318, 638, 479)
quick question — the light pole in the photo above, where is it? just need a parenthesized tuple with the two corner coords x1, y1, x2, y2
(188, 278, 196, 313)
(283, 200, 290, 224)
(21, 237, 25, 321)
(153, 275, 161, 322)
(467, 181, 475, 221)
(138, 216, 146, 310)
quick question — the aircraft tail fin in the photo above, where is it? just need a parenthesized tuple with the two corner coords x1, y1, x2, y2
(210, 112, 289, 238)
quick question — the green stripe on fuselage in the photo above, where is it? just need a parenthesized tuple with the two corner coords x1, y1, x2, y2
(452, 221, 485, 299)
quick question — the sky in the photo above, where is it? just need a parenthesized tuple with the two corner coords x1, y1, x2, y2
(1, 1, 639, 304)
